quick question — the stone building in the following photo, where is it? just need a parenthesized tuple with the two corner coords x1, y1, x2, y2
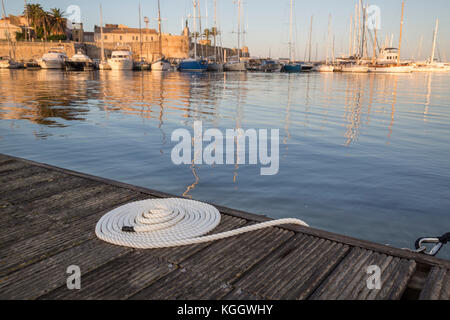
(0, 15, 28, 41)
(94, 24, 159, 43)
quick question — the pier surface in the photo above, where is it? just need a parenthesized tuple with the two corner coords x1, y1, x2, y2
(0, 153, 449, 300)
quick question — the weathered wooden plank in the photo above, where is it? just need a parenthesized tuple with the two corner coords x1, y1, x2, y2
(228, 233, 350, 300)
(224, 288, 265, 300)
(0, 192, 143, 277)
(0, 181, 113, 246)
(39, 216, 246, 299)
(0, 239, 131, 300)
(1, 175, 98, 209)
(148, 215, 247, 264)
(419, 267, 449, 300)
(309, 247, 416, 300)
(41, 251, 176, 300)
(0, 160, 31, 176)
(177, 226, 294, 284)
(0, 164, 54, 187)
(129, 267, 233, 300)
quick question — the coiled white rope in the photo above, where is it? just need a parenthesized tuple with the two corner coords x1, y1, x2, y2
(95, 198, 309, 249)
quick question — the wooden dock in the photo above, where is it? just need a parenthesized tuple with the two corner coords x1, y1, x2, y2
(0, 153, 449, 300)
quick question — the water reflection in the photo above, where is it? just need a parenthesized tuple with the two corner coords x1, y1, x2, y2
(1, 70, 450, 259)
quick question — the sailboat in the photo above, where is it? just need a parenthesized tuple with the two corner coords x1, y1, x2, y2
(368, 0, 412, 73)
(98, 4, 111, 70)
(341, 0, 368, 73)
(281, 0, 301, 73)
(314, 14, 334, 72)
(224, 0, 247, 71)
(179, 0, 208, 72)
(207, 0, 223, 71)
(414, 19, 449, 72)
(152, 0, 171, 71)
(0, 0, 22, 69)
(134, 2, 151, 70)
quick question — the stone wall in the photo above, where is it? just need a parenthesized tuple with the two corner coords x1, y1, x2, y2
(0, 39, 245, 62)
(0, 41, 78, 60)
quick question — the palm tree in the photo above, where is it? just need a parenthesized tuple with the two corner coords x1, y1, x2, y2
(23, 3, 47, 39)
(203, 28, 211, 43)
(48, 8, 66, 35)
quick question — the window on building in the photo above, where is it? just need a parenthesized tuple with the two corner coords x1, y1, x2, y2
(104, 35, 107, 40)
(120, 36, 122, 40)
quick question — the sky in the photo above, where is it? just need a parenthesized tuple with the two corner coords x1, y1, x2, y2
(4, 0, 450, 60)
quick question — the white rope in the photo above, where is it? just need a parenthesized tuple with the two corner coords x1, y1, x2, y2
(95, 198, 309, 249)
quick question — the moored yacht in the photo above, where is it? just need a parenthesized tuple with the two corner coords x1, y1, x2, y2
(313, 64, 334, 72)
(178, 58, 208, 72)
(223, 59, 247, 72)
(341, 63, 369, 73)
(108, 48, 133, 70)
(66, 50, 95, 71)
(0, 56, 23, 69)
(38, 48, 68, 69)
(152, 57, 171, 71)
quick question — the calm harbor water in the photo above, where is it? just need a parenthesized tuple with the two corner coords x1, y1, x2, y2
(1, 69, 449, 260)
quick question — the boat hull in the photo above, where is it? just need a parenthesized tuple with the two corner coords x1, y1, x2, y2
(281, 64, 302, 73)
(369, 65, 412, 73)
(39, 59, 65, 69)
(207, 63, 224, 72)
(223, 62, 247, 72)
(108, 59, 133, 70)
(152, 59, 171, 71)
(178, 59, 208, 72)
(314, 65, 334, 72)
(65, 61, 95, 71)
(341, 65, 369, 73)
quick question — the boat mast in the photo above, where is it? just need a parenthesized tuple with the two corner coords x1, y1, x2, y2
(139, 1, 143, 61)
(193, 0, 197, 59)
(326, 14, 331, 65)
(308, 15, 313, 62)
(100, 4, 105, 62)
(238, 0, 242, 61)
(357, 0, 361, 57)
(157, 0, 163, 58)
(288, 0, 294, 63)
(1, 0, 14, 59)
(359, 0, 365, 59)
(397, 0, 405, 65)
(213, 0, 217, 62)
(430, 18, 439, 64)
(349, 15, 353, 57)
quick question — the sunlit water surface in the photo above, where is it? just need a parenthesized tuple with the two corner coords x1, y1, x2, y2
(1, 69, 449, 260)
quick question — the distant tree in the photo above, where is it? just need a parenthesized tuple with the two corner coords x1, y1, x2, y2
(23, 3, 66, 40)
(48, 8, 66, 35)
(203, 28, 211, 42)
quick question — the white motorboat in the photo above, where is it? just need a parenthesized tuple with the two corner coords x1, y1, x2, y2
(39, 48, 68, 69)
(152, 58, 171, 71)
(108, 48, 133, 70)
(66, 50, 94, 71)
